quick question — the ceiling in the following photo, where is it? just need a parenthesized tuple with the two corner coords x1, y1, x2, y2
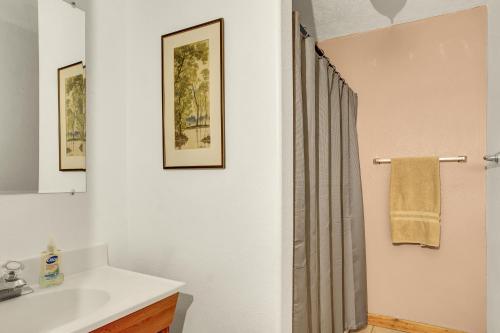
(293, 0, 486, 41)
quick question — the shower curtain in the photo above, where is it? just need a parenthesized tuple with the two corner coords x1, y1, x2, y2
(293, 13, 368, 333)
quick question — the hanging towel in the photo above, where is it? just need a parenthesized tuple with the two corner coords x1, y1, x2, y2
(390, 157, 441, 247)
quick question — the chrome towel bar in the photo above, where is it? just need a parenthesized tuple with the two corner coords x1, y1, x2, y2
(484, 153, 500, 163)
(373, 156, 467, 165)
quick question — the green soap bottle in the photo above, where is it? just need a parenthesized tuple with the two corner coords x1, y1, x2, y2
(39, 238, 64, 288)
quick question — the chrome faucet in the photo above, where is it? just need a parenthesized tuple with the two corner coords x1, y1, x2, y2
(0, 261, 33, 302)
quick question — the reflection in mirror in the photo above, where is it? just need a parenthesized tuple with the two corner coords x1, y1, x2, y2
(0, 0, 86, 194)
(38, 0, 86, 193)
(0, 0, 39, 194)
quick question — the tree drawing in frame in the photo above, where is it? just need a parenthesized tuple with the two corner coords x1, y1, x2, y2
(174, 39, 210, 150)
(59, 62, 86, 171)
(65, 73, 86, 156)
(162, 18, 224, 169)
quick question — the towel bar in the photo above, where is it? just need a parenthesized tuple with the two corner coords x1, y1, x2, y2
(373, 156, 467, 165)
(484, 153, 500, 163)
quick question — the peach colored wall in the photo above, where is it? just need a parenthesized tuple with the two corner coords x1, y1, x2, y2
(319, 7, 486, 333)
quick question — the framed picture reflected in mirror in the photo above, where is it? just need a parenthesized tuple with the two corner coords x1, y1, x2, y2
(58, 61, 86, 171)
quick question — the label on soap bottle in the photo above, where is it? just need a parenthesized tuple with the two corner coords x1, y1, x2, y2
(44, 255, 60, 280)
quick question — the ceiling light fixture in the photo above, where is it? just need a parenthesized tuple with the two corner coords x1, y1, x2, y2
(369, 0, 407, 24)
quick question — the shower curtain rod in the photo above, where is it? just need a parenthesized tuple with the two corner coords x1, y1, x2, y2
(373, 156, 468, 165)
(299, 24, 333, 64)
(299, 23, 348, 84)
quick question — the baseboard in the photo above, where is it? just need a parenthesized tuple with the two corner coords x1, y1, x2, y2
(368, 313, 467, 333)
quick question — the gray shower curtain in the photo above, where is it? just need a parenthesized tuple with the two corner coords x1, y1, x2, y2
(293, 13, 367, 333)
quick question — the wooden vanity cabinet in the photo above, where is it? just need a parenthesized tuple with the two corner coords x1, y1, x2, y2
(91, 293, 179, 333)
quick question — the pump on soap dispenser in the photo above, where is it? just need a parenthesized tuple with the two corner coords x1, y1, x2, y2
(39, 238, 64, 288)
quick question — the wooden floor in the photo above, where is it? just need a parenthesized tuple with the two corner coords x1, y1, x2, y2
(355, 326, 406, 333)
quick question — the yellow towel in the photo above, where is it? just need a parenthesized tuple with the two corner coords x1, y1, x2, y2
(390, 157, 441, 247)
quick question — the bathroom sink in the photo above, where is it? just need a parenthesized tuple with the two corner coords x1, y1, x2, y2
(0, 289, 110, 333)
(0, 266, 184, 333)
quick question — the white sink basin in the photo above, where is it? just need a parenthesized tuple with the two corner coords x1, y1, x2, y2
(0, 289, 110, 333)
(0, 266, 184, 333)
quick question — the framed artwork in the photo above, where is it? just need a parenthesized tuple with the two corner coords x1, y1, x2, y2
(58, 62, 86, 171)
(162, 18, 225, 169)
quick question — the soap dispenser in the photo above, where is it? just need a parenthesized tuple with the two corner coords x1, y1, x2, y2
(39, 238, 64, 288)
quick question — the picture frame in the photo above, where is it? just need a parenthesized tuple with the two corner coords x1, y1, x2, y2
(58, 61, 86, 171)
(161, 18, 225, 169)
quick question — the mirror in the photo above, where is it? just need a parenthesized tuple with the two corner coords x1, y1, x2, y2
(0, 0, 86, 194)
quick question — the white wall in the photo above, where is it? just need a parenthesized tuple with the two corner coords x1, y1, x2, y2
(0, 0, 38, 193)
(0, 194, 92, 259)
(38, 0, 86, 193)
(1, 1, 293, 332)
(83, 0, 129, 269)
(0, 0, 38, 33)
(0, 0, 128, 266)
(122, 0, 288, 332)
(280, 0, 294, 331)
(0, 1, 95, 261)
(487, 1, 500, 332)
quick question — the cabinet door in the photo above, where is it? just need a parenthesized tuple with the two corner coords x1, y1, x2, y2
(91, 293, 179, 333)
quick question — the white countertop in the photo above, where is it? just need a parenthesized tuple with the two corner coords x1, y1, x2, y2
(0, 265, 185, 333)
